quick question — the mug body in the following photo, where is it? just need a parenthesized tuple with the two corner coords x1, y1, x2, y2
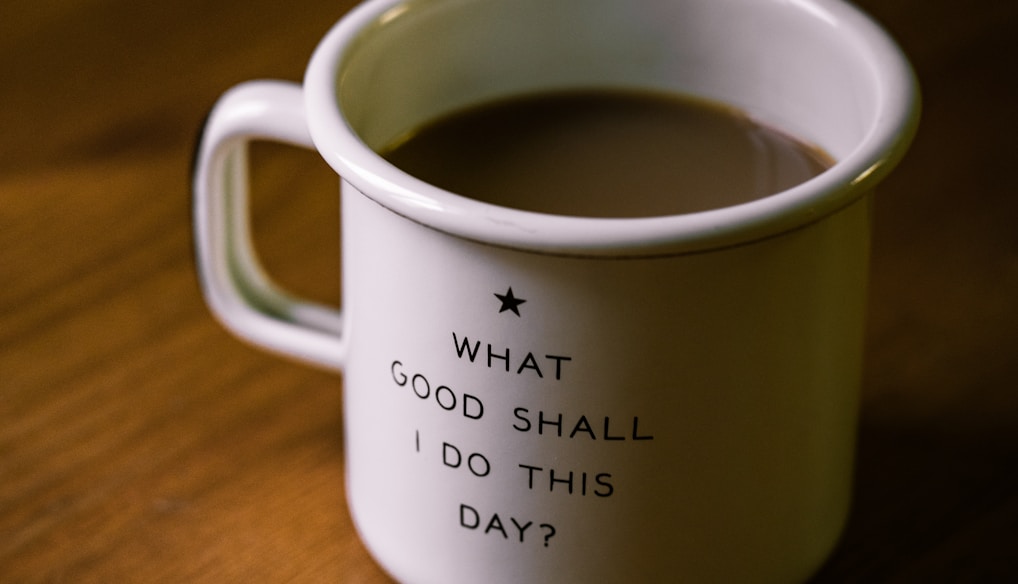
(341, 187, 870, 583)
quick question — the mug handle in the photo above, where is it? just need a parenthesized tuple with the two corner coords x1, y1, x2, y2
(192, 80, 346, 372)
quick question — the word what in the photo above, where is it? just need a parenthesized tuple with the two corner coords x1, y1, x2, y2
(452, 332, 572, 380)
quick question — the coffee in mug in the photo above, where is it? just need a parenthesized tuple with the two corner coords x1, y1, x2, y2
(381, 89, 833, 217)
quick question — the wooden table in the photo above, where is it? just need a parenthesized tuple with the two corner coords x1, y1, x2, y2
(2, 1, 1016, 581)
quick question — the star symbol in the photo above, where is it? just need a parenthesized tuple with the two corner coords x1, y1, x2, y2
(494, 287, 526, 317)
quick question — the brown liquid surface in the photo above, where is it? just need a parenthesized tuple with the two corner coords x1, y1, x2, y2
(381, 90, 833, 218)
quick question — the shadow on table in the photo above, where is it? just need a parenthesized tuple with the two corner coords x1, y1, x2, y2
(812, 412, 1018, 582)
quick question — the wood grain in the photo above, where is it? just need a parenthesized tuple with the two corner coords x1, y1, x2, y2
(2, 0, 1016, 582)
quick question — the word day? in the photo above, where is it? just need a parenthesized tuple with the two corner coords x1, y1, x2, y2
(459, 503, 557, 547)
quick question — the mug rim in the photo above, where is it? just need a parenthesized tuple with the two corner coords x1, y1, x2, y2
(304, 0, 920, 257)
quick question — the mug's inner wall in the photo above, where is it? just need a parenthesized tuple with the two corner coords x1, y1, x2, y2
(337, 0, 882, 161)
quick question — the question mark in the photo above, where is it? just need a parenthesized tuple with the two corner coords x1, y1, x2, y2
(539, 523, 556, 547)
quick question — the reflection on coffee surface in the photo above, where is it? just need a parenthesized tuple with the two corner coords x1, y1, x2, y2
(380, 89, 834, 218)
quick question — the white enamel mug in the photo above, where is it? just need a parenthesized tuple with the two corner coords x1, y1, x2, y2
(193, 0, 919, 581)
